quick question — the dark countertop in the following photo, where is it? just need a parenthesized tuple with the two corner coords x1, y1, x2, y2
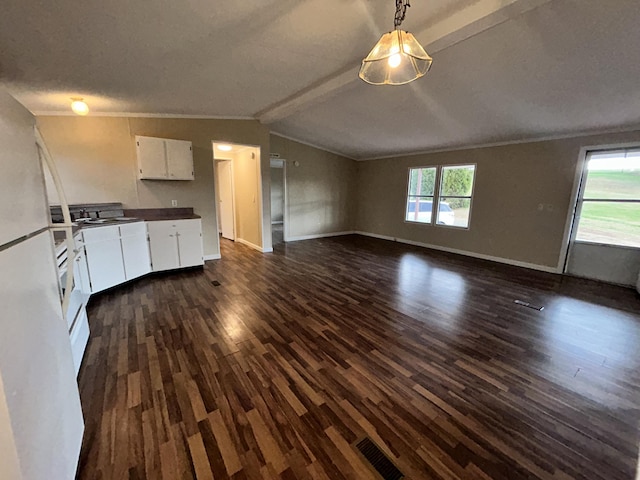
(123, 208, 200, 221)
(53, 218, 144, 248)
(76, 217, 144, 228)
(52, 208, 198, 249)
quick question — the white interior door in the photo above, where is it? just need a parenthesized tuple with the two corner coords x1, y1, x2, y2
(216, 160, 235, 240)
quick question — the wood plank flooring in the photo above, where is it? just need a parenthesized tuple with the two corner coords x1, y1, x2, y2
(76, 235, 640, 479)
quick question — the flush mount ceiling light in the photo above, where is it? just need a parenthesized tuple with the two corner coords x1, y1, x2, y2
(359, 0, 432, 85)
(70, 98, 89, 115)
(217, 144, 233, 151)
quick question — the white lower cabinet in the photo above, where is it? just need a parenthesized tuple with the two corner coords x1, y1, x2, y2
(80, 222, 151, 293)
(69, 307, 89, 375)
(120, 222, 151, 280)
(69, 232, 90, 375)
(82, 225, 126, 293)
(73, 245, 92, 296)
(147, 219, 204, 271)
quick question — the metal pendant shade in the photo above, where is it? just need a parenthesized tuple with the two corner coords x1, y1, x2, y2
(359, 29, 432, 85)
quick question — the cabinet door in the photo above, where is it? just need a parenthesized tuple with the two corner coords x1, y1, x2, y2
(73, 248, 92, 296)
(83, 225, 126, 293)
(166, 139, 194, 180)
(136, 136, 167, 179)
(147, 221, 180, 272)
(176, 219, 204, 267)
(120, 223, 151, 280)
(69, 307, 90, 375)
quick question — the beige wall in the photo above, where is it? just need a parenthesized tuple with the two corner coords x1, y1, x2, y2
(270, 135, 357, 239)
(36, 116, 272, 257)
(233, 147, 263, 248)
(356, 130, 640, 270)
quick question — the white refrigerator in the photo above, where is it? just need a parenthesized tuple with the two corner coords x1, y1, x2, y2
(0, 91, 84, 478)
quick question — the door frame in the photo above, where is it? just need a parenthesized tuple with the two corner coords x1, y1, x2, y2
(214, 158, 236, 241)
(212, 140, 269, 255)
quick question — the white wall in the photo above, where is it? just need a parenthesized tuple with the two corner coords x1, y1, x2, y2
(567, 243, 640, 287)
(270, 166, 284, 223)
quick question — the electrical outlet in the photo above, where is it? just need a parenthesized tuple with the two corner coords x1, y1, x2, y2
(171, 200, 178, 207)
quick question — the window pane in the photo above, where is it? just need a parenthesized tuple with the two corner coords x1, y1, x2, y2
(440, 165, 475, 197)
(406, 196, 434, 223)
(583, 161, 640, 200)
(576, 201, 640, 247)
(438, 198, 471, 228)
(408, 167, 436, 196)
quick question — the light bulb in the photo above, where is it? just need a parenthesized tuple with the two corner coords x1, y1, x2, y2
(388, 53, 402, 68)
(70, 99, 89, 116)
(218, 144, 233, 151)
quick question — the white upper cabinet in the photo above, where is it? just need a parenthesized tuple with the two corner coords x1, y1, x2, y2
(136, 135, 194, 180)
(165, 139, 194, 180)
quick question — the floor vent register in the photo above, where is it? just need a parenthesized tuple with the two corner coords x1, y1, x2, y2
(354, 437, 404, 480)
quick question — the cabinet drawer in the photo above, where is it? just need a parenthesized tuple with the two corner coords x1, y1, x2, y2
(82, 224, 120, 244)
(174, 218, 201, 231)
(119, 221, 147, 238)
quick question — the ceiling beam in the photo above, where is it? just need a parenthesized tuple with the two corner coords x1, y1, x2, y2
(256, 0, 552, 125)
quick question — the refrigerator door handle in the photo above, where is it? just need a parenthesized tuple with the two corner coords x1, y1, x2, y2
(34, 126, 75, 317)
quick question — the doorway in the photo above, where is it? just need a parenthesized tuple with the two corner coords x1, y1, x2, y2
(212, 141, 265, 257)
(563, 146, 640, 286)
(270, 158, 285, 245)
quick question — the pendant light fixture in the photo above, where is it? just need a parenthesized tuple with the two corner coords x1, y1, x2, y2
(359, 0, 432, 85)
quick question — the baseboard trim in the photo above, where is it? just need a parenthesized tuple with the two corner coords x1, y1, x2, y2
(236, 238, 264, 252)
(204, 254, 221, 261)
(263, 247, 274, 253)
(354, 231, 558, 274)
(286, 231, 356, 242)
(271, 221, 283, 225)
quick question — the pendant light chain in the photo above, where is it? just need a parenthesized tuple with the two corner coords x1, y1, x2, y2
(394, 0, 411, 29)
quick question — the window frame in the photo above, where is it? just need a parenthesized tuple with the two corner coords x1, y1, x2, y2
(404, 163, 477, 230)
(405, 166, 438, 225)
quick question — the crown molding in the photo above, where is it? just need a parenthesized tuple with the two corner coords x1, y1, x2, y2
(359, 125, 640, 161)
(33, 111, 256, 120)
(269, 131, 356, 161)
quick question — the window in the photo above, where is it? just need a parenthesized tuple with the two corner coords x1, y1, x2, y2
(405, 164, 476, 228)
(574, 149, 640, 248)
(406, 167, 436, 224)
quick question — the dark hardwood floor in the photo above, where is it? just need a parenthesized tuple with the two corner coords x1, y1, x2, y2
(76, 235, 640, 479)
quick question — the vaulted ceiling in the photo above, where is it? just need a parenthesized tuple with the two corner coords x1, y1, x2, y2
(2, 0, 640, 159)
